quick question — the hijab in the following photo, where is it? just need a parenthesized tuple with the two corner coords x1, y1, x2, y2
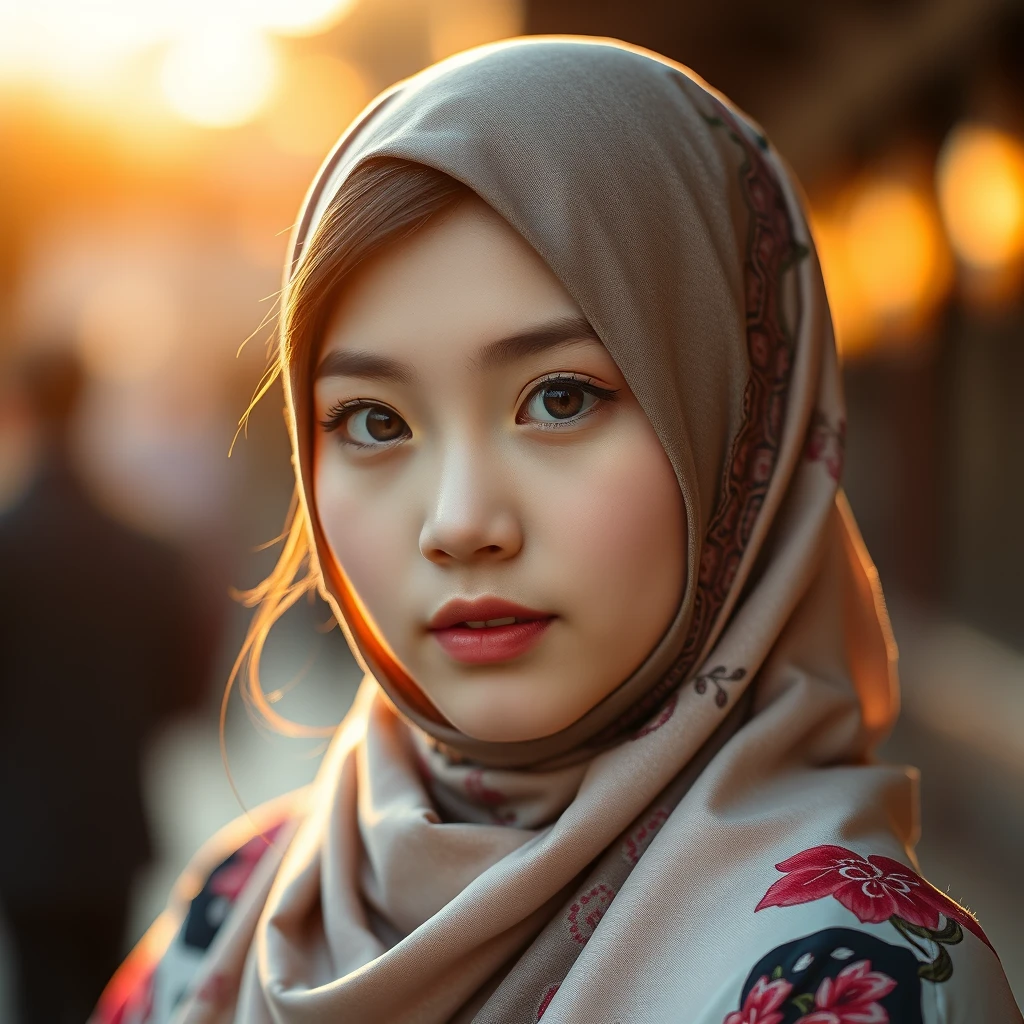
(168, 35, 956, 1023)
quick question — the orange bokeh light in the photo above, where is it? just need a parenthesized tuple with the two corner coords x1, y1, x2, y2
(937, 123, 1024, 272)
(811, 172, 953, 359)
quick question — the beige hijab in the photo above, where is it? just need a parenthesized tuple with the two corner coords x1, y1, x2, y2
(175, 36, 926, 1023)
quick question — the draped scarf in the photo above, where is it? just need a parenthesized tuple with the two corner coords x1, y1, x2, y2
(162, 36, 956, 1024)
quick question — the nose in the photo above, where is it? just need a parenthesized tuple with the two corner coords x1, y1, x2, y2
(418, 443, 523, 565)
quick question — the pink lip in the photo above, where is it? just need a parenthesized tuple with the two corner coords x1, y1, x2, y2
(431, 619, 554, 664)
(428, 597, 555, 665)
(428, 597, 552, 632)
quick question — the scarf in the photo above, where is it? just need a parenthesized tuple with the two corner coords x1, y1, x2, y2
(157, 36, 1010, 1024)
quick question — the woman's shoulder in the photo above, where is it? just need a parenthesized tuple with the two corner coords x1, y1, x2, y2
(90, 788, 308, 1024)
(712, 841, 1022, 1024)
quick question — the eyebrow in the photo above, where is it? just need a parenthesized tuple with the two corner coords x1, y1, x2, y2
(313, 314, 601, 385)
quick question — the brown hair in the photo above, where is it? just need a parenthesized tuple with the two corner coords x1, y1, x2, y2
(227, 159, 470, 741)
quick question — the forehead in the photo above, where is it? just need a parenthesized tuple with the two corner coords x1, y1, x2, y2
(321, 196, 585, 360)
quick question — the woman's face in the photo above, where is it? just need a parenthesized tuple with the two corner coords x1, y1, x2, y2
(313, 196, 686, 742)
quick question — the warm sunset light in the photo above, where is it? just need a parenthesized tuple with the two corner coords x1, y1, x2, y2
(428, 0, 524, 63)
(936, 123, 1024, 271)
(0, 2, 161, 87)
(0, 0, 357, 121)
(264, 53, 373, 156)
(160, 26, 279, 129)
(844, 179, 950, 323)
(248, 0, 358, 37)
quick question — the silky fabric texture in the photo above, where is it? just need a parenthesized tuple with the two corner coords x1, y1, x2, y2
(154, 37, 1018, 1024)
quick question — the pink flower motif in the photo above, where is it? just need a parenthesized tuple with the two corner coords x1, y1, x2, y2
(621, 808, 670, 865)
(795, 959, 896, 1024)
(723, 974, 793, 1024)
(756, 845, 993, 950)
(566, 882, 616, 945)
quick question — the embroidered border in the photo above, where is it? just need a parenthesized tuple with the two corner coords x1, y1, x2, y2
(592, 99, 803, 745)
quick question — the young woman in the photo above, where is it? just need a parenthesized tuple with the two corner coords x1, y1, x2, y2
(93, 36, 1021, 1024)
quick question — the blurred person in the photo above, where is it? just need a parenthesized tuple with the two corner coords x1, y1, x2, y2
(95, 38, 1021, 1024)
(0, 347, 219, 1024)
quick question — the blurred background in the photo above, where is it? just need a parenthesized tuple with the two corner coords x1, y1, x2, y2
(0, 0, 1021, 1017)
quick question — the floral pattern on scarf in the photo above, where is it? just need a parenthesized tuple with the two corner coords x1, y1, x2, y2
(756, 844, 994, 983)
(724, 927, 923, 1024)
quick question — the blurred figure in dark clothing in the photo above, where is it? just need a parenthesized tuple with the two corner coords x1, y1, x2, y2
(0, 348, 219, 1024)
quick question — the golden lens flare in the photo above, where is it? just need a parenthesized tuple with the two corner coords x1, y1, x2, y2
(160, 25, 279, 129)
(248, 0, 357, 37)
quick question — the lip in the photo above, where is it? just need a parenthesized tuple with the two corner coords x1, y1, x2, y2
(428, 597, 553, 632)
(428, 597, 556, 666)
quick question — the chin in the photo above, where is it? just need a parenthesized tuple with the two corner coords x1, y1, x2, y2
(435, 683, 582, 744)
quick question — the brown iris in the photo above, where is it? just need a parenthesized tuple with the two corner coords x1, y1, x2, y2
(362, 406, 407, 441)
(538, 383, 585, 419)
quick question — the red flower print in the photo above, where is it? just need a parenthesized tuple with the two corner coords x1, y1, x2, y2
(756, 845, 993, 951)
(723, 974, 793, 1024)
(633, 695, 678, 739)
(621, 808, 670, 865)
(464, 768, 516, 825)
(465, 768, 505, 805)
(795, 959, 896, 1024)
(536, 984, 560, 1020)
(804, 412, 845, 480)
(566, 882, 616, 945)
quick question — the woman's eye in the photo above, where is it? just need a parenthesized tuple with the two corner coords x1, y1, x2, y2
(518, 378, 614, 425)
(323, 402, 410, 448)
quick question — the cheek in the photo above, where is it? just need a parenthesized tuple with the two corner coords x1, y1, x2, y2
(545, 423, 686, 632)
(312, 443, 411, 626)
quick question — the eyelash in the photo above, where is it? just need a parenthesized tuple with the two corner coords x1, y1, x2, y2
(319, 373, 620, 450)
(516, 373, 620, 427)
(319, 398, 391, 449)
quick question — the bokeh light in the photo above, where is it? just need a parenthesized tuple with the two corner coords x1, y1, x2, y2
(809, 209, 874, 358)
(160, 25, 279, 129)
(937, 123, 1024, 272)
(0, 0, 171, 85)
(811, 173, 953, 357)
(0, 0, 357, 123)
(247, 0, 358, 37)
(844, 179, 949, 322)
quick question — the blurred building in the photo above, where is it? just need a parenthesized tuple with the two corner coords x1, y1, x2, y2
(0, 0, 1021, 1016)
